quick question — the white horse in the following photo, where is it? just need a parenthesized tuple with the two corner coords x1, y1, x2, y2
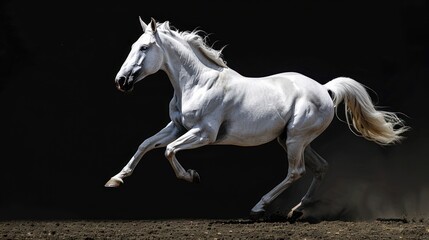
(105, 17, 408, 220)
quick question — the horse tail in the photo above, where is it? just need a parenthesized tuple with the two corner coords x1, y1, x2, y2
(324, 77, 409, 145)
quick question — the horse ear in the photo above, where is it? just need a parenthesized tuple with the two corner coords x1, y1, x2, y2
(139, 16, 147, 32)
(149, 17, 157, 33)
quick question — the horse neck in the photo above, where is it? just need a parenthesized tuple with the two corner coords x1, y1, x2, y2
(160, 35, 223, 97)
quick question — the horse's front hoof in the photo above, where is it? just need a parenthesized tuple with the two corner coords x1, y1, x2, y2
(187, 169, 200, 183)
(104, 177, 123, 188)
(249, 210, 265, 221)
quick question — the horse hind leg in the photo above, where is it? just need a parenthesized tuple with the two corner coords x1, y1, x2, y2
(288, 145, 329, 221)
(250, 99, 333, 221)
(250, 135, 307, 220)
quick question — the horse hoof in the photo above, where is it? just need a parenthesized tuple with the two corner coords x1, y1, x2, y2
(249, 210, 265, 221)
(287, 210, 303, 223)
(104, 177, 123, 188)
(187, 169, 200, 183)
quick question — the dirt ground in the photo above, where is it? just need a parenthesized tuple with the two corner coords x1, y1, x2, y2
(1, 219, 428, 240)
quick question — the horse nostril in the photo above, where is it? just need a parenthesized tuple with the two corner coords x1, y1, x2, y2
(117, 76, 126, 87)
(115, 76, 134, 92)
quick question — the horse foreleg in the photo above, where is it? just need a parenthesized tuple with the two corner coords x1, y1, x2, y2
(164, 127, 215, 183)
(250, 139, 306, 220)
(288, 146, 329, 219)
(105, 122, 181, 187)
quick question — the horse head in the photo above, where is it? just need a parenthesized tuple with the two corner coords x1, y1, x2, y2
(115, 17, 164, 92)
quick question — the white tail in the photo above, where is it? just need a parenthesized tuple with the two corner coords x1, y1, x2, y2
(324, 77, 409, 145)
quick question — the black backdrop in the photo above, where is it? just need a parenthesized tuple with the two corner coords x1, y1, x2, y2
(1, 0, 428, 220)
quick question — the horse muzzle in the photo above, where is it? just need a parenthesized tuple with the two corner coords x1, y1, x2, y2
(115, 76, 134, 92)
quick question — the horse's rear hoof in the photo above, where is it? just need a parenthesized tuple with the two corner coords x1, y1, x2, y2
(287, 210, 303, 223)
(187, 169, 200, 183)
(104, 177, 123, 188)
(249, 210, 265, 222)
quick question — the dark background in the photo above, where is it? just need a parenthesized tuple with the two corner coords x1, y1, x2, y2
(1, 0, 428, 220)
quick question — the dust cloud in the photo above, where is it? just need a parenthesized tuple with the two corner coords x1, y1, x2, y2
(267, 124, 428, 222)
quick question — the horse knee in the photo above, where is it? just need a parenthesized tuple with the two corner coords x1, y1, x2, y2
(165, 145, 175, 159)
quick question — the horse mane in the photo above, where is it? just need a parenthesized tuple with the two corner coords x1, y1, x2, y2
(158, 21, 228, 68)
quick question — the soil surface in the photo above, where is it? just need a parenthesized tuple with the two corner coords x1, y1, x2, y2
(1, 219, 429, 239)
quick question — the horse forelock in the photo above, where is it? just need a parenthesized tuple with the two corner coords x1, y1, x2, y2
(157, 21, 228, 68)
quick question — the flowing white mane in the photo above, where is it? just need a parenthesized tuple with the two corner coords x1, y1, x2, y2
(158, 21, 228, 68)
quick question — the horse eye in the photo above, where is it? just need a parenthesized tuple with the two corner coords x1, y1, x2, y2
(140, 45, 149, 51)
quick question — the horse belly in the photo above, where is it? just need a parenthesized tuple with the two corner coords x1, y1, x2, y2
(214, 112, 288, 146)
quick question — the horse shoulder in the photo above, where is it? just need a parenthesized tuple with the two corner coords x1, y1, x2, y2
(177, 84, 224, 129)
